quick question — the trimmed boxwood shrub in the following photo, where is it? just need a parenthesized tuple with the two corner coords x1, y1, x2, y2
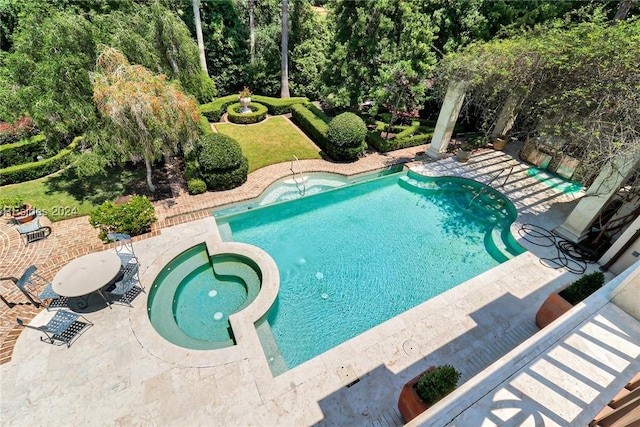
(367, 130, 434, 153)
(226, 102, 268, 124)
(416, 365, 461, 406)
(187, 178, 207, 195)
(196, 133, 248, 190)
(304, 102, 331, 123)
(199, 94, 238, 122)
(559, 271, 605, 305)
(0, 134, 47, 168)
(89, 195, 157, 242)
(291, 104, 329, 150)
(326, 112, 367, 161)
(251, 95, 308, 115)
(199, 115, 213, 135)
(0, 137, 81, 185)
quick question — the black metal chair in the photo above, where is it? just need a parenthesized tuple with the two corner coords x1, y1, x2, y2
(16, 310, 93, 348)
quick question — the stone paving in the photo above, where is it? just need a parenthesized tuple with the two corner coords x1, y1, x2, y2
(0, 143, 430, 365)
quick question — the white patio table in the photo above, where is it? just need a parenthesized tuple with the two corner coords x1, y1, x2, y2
(51, 251, 121, 309)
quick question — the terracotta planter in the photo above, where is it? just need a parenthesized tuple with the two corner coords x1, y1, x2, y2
(398, 366, 436, 423)
(493, 137, 507, 150)
(535, 292, 573, 329)
(12, 203, 36, 224)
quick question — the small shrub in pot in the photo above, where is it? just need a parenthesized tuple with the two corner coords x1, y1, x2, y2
(415, 364, 461, 406)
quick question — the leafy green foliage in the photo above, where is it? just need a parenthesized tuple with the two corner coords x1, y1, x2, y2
(187, 178, 207, 195)
(199, 115, 213, 135)
(323, 0, 437, 108)
(0, 195, 23, 211)
(439, 19, 640, 185)
(291, 104, 329, 150)
(200, 95, 240, 122)
(559, 272, 605, 305)
(196, 133, 248, 191)
(326, 112, 367, 160)
(415, 365, 461, 406)
(226, 102, 268, 124)
(89, 195, 156, 242)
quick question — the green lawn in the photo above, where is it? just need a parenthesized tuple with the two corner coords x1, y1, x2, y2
(214, 116, 322, 173)
(1, 166, 145, 221)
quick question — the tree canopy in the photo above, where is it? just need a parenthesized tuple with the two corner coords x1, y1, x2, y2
(438, 17, 640, 183)
(89, 47, 200, 192)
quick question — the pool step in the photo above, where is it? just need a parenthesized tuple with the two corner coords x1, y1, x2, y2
(255, 318, 288, 376)
(217, 222, 234, 242)
(212, 256, 261, 311)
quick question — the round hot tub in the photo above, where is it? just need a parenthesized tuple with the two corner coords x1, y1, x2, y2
(148, 243, 261, 350)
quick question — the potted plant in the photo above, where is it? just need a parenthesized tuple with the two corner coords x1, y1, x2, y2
(535, 271, 605, 328)
(238, 86, 252, 113)
(398, 364, 461, 423)
(0, 196, 23, 216)
(493, 133, 508, 150)
(456, 142, 475, 162)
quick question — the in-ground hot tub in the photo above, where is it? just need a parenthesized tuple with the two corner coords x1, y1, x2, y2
(147, 243, 262, 350)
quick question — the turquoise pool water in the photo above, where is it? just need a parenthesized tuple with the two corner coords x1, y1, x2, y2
(217, 170, 524, 371)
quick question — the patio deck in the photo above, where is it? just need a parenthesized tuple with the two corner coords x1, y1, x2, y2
(1, 143, 623, 426)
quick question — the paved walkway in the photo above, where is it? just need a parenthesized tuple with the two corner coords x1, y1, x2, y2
(0, 144, 431, 364)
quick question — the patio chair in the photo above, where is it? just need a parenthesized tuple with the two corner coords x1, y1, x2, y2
(104, 262, 142, 307)
(15, 265, 67, 310)
(107, 233, 138, 267)
(16, 310, 93, 348)
(16, 217, 51, 246)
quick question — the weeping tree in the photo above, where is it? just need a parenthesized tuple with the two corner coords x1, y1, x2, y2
(437, 18, 640, 185)
(89, 47, 200, 192)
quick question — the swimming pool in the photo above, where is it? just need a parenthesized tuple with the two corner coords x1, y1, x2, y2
(217, 170, 524, 372)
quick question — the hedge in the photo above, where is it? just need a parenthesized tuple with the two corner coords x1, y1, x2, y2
(0, 134, 47, 168)
(0, 136, 81, 185)
(199, 114, 213, 135)
(326, 112, 367, 161)
(250, 95, 308, 115)
(366, 131, 434, 153)
(304, 102, 331, 123)
(291, 104, 329, 151)
(200, 94, 309, 121)
(199, 95, 238, 122)
(196, 133, 248, 190)
(226, 102, 268, 124)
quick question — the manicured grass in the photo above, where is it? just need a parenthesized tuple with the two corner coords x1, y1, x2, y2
(1, 166, 145, 221)
(214, 116, 322, 173)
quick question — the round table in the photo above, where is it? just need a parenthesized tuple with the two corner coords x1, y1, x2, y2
(52, 251, 121, 307)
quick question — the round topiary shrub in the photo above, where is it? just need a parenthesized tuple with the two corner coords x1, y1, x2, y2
(187, 178, 207, 195)
(326, 112, 368, 161)
(226, 102, 268, 124)
(196, 133, 248, 190)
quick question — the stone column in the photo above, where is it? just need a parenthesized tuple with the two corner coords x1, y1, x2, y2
(555, 150, 640, 243)
(427, 80, 469, 159)
(490, 95, 520, 139)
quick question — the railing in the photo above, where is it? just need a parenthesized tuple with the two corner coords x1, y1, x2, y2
(290, 155, 306, 196)
(467, 164, 516, 208)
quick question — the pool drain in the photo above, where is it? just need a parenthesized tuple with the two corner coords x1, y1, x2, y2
(321, 293, 329, 300)
(208, 290, 218, 297)
(214, 312, 223, 320)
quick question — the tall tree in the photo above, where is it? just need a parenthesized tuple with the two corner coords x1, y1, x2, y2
(280, 0, 290, 97)
(192, 0, 209, 75)
(249, 0, 256, 64)
(91, 47, 200, 192)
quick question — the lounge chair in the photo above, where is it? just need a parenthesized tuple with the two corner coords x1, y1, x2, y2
(16, 218, 51, 245)
(16, 310, 93, 347)
(15, 265, 67, 310)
